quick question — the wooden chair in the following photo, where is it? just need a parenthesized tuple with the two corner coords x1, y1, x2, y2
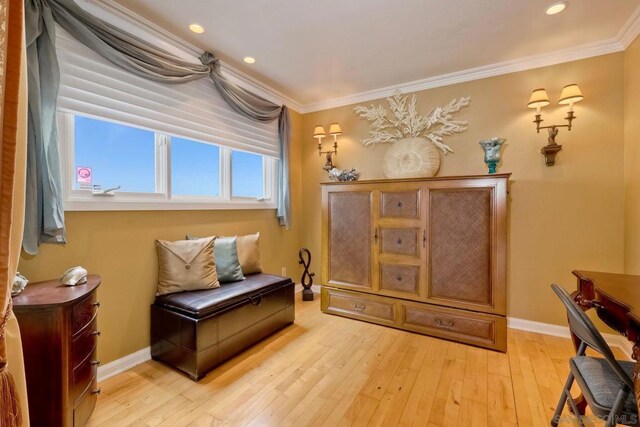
(551, 284, 639, 427)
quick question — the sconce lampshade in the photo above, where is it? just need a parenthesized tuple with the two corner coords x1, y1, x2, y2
(559, 84, 583, 105)
(528, 88, 550, 109)
(329, 123, 342, 136)
(313, 125, 326, 139)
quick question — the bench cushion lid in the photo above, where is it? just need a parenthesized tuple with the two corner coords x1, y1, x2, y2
(153, 273, 293, 319)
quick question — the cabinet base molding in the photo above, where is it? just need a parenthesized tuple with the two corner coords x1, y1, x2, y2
(321, 286, 507, 352)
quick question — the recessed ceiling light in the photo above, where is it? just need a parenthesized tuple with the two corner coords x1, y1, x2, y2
(243, 57, 256, 64)
(546, 1, 568, 15)
(189, 24, 204, 34)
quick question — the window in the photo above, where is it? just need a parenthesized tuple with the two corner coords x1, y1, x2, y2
(74, 116, 157, 193)
(171, 137, 220, 197)
(232, 151, 263, 198)
(60, 113, 278, 210)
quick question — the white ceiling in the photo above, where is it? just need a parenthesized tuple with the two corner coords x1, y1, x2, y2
(112, 0, 640, 108)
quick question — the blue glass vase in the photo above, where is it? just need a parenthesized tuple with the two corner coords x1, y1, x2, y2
(479, 137, 506, 174)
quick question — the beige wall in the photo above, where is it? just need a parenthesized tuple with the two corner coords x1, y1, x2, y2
(301, 53, 626, 326)
(18, 110, 303, 365)
(16, 48, 637, 364)
(625, 36, 640, 274)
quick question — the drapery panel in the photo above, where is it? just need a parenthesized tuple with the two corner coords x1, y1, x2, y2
(1, 0, 26, 425)
(24, 0, 291, 253)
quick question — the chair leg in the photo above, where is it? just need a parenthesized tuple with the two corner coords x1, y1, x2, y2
(605, 387, 630, 427)
(552, 372, 577, 427)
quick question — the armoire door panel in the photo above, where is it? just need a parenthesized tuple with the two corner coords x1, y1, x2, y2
(428, 188, 493, 307)
(380, 228, 420, 257)
(380, 263, 420, 296)
(380, 191, 419, 218)
(328, 191, 373, 289)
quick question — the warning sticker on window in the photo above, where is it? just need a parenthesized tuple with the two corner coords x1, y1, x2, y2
(77, 167, 92, 184)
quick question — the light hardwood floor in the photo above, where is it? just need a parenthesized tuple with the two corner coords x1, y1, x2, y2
(89, 296, 629, 427)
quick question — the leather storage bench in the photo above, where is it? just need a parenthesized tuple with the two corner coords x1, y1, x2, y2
(151, 273, 294, 380)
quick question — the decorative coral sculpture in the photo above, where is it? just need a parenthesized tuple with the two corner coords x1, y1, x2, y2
(354, 90, 471, 154)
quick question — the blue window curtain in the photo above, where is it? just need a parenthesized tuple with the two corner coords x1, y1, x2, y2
(23, 0, 291, 254)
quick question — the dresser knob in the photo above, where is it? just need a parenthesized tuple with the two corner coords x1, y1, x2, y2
(91, 388, 101, 395)
(91, 330, 101, 337)
(92, 301, 101, 308)
(397, 201, 403, 208)
(396, 239, 402, 245)
(90, 360, 101, 366)
(396, 275, 402, 282)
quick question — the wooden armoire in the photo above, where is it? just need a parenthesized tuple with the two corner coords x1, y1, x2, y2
(320, 174, 509, 351)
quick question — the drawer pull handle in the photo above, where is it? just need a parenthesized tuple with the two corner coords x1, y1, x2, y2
(92, 388, 101, 395)
(354, 302, 366, 311)
(396, 238, 402, 245)
(395, 275, 403, 282)
(374, 227, 378, 244)
(250, 294, 262, 305)
(92, 301, 101, 308)
(435, 319, 455, 329)
(423, 229, 427, 249)
(90, 360, 101, 366)
(91, 330, 101, 337)
(397, 201, 403, 208)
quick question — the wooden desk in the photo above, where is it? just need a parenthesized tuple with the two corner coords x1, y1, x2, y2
(571, 270, 640, 415)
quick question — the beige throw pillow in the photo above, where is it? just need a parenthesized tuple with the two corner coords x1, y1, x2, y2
(155, 237, 219, 295)
(235, 233, 262, 274)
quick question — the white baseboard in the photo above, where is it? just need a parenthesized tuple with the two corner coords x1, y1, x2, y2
(97, 346, 151, 382)
(508, 317, 634, 360)
(294, 284, 321, 294)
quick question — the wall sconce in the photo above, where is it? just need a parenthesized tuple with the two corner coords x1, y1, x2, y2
(314, 123, 341, 170)
(528, 84, 584, 166)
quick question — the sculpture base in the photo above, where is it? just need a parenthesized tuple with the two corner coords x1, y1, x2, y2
(302, 288, 314, 301)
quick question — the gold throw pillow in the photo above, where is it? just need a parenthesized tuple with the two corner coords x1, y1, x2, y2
(236, 233, 262, 274)
(155, 237, 219, 295)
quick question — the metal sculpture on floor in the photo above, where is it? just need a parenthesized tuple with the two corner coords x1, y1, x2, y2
(298, 248, 315, 301)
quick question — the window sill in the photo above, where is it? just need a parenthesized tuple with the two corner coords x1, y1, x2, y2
(64, 198, 277, 212)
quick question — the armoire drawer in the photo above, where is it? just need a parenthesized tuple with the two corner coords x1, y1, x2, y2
(380, 264, 419, 295)
(380, 191, 419, 218)
(401, 302, 506, 351)
(321, 287, 396, 325)
(380, 228, 420, 256)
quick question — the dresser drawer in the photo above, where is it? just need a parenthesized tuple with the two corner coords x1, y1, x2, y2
(401, 302, 506, 351)
(380, 191, 419, 218)
(74, 377, 99, 427)
(72, 317, 99, 369)
(380, 228, 420, 256)
(73, 292, 99, 335)
(380, 264, 419, 296)
(73, 350, 99, 403)
(321, 288, 396, 326)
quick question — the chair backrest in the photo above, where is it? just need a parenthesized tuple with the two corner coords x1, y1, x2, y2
(551, 284, 634, 390)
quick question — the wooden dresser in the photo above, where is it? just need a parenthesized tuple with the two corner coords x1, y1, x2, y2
(321, 175, 509, 351)
(12, 275, 102, 427)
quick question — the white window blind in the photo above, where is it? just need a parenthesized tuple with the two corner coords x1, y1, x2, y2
(55, 27, 280, 158)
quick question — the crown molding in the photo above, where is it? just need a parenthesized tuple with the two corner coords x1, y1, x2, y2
(618, 3, 640, 48)
(299, 38, 625, 113)
(82, 0, 304, 112)
(80, 0, 640, 116)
